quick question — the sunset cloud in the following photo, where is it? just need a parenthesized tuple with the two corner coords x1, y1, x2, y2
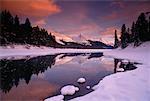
(1, 0, 61, 19)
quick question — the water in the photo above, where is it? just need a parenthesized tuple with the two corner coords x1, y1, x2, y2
(0, 53, 138, 101)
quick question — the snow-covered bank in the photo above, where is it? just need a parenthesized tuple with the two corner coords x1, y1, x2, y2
(0, 45, 109, 59)
(104, 42, 150, 65)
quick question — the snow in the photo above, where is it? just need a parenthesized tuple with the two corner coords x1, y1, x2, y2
(60, 85, 79, 95)
(45, 42, 150, 101)
(77, 78, 86, 83)
(86, 86, 91, 89)
(0, 44, 109, 59)
(116, 68, 124, 72)
(70, 42, 150, 101)
(44, 95, 64, 101)
(1, 42, 150, 101)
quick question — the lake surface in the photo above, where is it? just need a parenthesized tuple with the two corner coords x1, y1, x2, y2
(0, 53, 138, 101)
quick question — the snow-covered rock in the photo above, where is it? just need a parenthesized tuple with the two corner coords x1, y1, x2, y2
(116, 68, 124, 72)
(86, 86, 91, 89)
(77, 78, 86, 83)
(44, 95, 64, 101)
(122, 59, 129, 64)
(61, 85, 79, 95)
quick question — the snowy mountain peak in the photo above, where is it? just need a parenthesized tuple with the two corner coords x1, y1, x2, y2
(72, 34, 88, 43)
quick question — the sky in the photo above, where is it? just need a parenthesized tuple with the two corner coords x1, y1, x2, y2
(1, 0, 150, 44)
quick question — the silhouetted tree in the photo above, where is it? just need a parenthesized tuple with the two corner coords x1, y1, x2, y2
(13, 15, 20, 42)
(24, 18, 32, 43)
(126, 28, 130, 43)
(114, 30, 119, 48)
(136, 13, 148, 41)
(120, 24, 128, 48)
(131, 22, 135, 43)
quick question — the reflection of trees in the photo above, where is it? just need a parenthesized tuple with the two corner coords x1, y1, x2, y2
(60, 53, 86, 59)
(114, 59, 120, 73)
(114, 59, 137, 73)
(0, 55, 57, 93)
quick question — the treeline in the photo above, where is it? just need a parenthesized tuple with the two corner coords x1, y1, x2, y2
(114, 12, 150, 49)
(0, 10, 58, 47)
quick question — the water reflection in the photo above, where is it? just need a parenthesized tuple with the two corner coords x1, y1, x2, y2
(0, 55, 57, 93)
(0, 53, 138, 100)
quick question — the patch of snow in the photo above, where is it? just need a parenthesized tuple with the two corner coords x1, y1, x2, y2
(86, 86, 91, 89)
(77, 78, 86, 83)
(61, 85, 79, 95)
(122, 59, 128, 63)
(44, 95, 64, 101)
(116, 68, 124, 72)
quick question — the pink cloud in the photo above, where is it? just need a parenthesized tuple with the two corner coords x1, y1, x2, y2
(1, 0, 61, 19)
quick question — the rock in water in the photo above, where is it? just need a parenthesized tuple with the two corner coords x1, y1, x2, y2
(61, 85, 79, 95)
(77, 78, 86, 83)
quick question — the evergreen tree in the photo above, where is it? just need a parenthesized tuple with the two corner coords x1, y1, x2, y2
(22, 18, 32, 43)
(14, 15, 19, 26)
(120, 24, 128, 48)
(148, 16, 150, 40)
(126, 28, 130, 43)
(13, 15, 20, 42)
(131, 22, 135, 43)
(1, 10, 14, 43)
(136, 13, 148, 41)
(114, 30, 119, 48)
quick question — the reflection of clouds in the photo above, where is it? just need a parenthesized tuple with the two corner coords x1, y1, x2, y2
(53, 55, 114, 74)
(1, 79, 60, 100)
(100, 56, 114, 65)
(79, 57, 114, 74)
(70, 55, 89, 64)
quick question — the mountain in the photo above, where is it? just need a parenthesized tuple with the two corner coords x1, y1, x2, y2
(87, 40, 113, 49)
(58, 39, 113, 49)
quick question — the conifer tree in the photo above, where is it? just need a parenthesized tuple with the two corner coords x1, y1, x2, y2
(136, 13, 148, 41)
(114, 30, 119, 48)
(131, 22, 135, 42)
(120, 24, 128, 48)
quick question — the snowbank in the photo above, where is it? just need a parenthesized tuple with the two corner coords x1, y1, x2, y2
(104, 42, 150, 65)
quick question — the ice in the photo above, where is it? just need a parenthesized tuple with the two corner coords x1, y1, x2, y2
(77, 78, 86, 83)
(61, 85, 79, 95)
